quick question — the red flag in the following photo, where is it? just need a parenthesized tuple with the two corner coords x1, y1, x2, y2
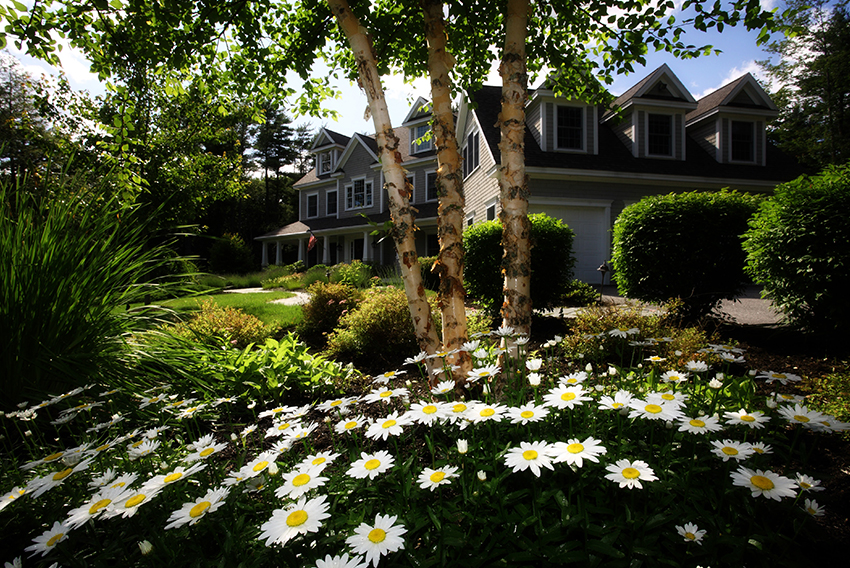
(307, 234, 317, 252)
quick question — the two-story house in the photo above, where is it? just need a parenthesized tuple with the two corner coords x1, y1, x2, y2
(257, 64, 803, 283)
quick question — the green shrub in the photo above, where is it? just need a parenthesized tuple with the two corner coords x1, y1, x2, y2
(302, 264, 330, 287)
(743, 164, 850, 334)
(611, 190, 761, 321)
(167, 298, 277, 348)
(326, 286, 440, 367)
(418, 255, 441, 291)
(463, 213, 576, 313)
(297, 281, 363, 346)
(330, 260, 374, 288)
(562, 279, 600, 307)
(208, 233, 255, 274)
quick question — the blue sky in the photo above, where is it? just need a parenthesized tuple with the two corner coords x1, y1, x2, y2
(4, 1, 785, 137)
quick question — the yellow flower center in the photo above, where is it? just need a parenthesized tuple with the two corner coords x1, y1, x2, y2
(379, 391, 392, 398)
(480, 408, 495, 417)
(561, 393, 576, 401)
(46, 533, 64, 547)
(423, 405, 437, 415)
(382, 419, 397, 429)
(661, 394, 675, 401)
(721, 447, 739, 456)
(565, 379, 578, 384)
(741, 415, 756, 422)
(125, 494, 146, 508)
(800, 482, 811, 489)
(751, 475, 775, 491)
(368, 528, 387, 543)
(330, 400, 342, 407)
(622, 467, 640, 479)
(645, 404, 663, 414)
(190, 501, 211, 518)
(200, 448, 215, 457)
(312, 457, 327, 466)
(685, 532, 696, 541)
(794, 415, 810, 423)
(253, 461, 269, 472)
(111, 482, 126, 488)
(689, 419, 705, 428)
(286, 510, 308, 527)
(88, 499, 111, 515)
(611, 402, 623, 408)
(430, 471, 446, 483)
(452, 403, 467, 413)
(566, 443, 584, 454)
(364, 459, 381, 470)
(131, 440, 144, 448)
(44, 451, 64, 462)
(164, 472, 183, 483)
(772, 373, 787, 380)
(278, 423, 291, 431)
(479, 372, 489, 377)
(522, 450, 538, 461)
(292, 473, 311, 487)
(271, 407, 283, 413)
(384, 372, 394, 378)
(53, 468, 73, 481)
(95, 444, 110, 452)
(344, 421, 358, 430)
(520, 410, 534, 419)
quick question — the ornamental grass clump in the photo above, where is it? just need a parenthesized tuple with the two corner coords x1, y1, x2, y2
(1, 323, 845, 567)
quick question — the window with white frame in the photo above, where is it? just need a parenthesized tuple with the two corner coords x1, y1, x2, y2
(317, 152, 331, 174)
(486, 203, 496, 221)
(556, 105, 584, 150)
(306, 193, 319, 218)
(426, 171, 438, 201)
(730, 120, 755, 162)
(411, 124, 432, 154)
(326, 190, 338, 216)
(647, 113, 673, 156)
(345, 178, 373, 210)
(462, 131, 480, 177)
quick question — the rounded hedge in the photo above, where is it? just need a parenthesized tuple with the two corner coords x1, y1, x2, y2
(743, 164, 850, 334)
(610, 190, 761, 320)
(463, 213, 576, 312)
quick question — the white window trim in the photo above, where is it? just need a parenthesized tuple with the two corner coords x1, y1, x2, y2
(555, 104, 586, 152)
(305, 192, 319, 219)
(326, 189, 338, 217)
(318, 152, 331, 175)
(466, 213, 475, 227)
(424, 169, 439, 202)
(644, 111, 676, 159)
(485, 197, 499, 222)
(410, 124, 433, 154)
(462, 131, 481, 178)
(728, 119, 757, 164)
(345, 177, 374, 211)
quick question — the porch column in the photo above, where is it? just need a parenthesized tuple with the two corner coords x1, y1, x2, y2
(298, 238, 305, 263)
(275, 241, 282, 265)
(261, 241, 269, 266)
(362, 231, 370, 262)
(322, 237, 330, 265)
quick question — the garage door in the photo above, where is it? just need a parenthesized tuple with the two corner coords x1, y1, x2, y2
(528, 204, 609, 284)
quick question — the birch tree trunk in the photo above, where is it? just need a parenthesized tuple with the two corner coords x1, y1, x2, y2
(498, 0, 532, 348)
(326, 0, 441, 364)
(421, 0, 472, 385)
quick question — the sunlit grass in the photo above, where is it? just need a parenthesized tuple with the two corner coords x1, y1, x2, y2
(161, 292, 302, 329)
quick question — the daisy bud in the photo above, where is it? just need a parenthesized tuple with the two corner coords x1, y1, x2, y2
(578, 353, 584, 359)
(247, 401, 257, 409)
(766, 398, 778, 409)
(749, 370, 757, 376)
(230, 433, 237, 441)
(528, 373, 541, 387)
(24, 430, 32, 437)
(405, 380, 412, 388)
(665, 420, 673, 429)
(457, 439, 468, 454)
(268, 462, 279, 476)
(708, 378, 723, 389)
(608, 366, 617, 376)
(674, 350, 682, 356)
(477, 470, 487, 481)
(139, 540, 153, 555)
(618, 407, 629, 417)
(585, 363, 593, 372)
(715, 373, 725, 381)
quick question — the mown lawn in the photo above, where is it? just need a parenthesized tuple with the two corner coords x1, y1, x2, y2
(161, 291, 302, 329)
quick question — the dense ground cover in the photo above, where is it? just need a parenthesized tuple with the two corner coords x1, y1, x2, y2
(2, 303, 848, 568)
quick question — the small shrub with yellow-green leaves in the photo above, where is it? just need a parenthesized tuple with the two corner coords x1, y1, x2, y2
(167, 298, 277, 348)
(297, 281, 363, 347)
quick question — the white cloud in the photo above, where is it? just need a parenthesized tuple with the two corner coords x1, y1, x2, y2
(694, 60, 769, 99)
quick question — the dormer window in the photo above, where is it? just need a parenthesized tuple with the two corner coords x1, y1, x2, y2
(647, 113, 673, 157)
(318, 152, 332, 175)
(731, 121, 755, 162)
(411, 124, 432, 154)
(556, 106, 584, 150)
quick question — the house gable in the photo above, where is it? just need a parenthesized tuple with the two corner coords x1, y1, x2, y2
(310, 127, 349, 177)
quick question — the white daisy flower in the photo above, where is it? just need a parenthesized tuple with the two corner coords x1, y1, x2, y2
(647, 391, 688, 407)
(259, 495, 331, 547)
(258, 405, 297, 419)
(313, 553, 369, 568)
(604, 458, 658, 489)
(164, 486, 230, 529)
(64, 484, 133, 528)
(507, 403, 550, 425)
(677, 415, 723, 435)
(128, 439, 161, 460)
(275, 466, 329, 499)
(804, 498, 825, 517)
(445, 402, 471, 424)
(298, 451, 341, 471)
(365, 412, 413, 441)
(404, 351, 429, 365)
(544, 385, 592, 410)
(504, 441, 556, 477)
(24, 521, 70, 557)
(675, 522, 706, 544)
(317, 397, 357, 413)
(467, 365, 500, 383)
(265, 419, 301, 439)
(146, 462, 207, 490)
(374, 370, 406, 383)
(778, 403, 827, 428)
(362, 387, 410, 404)
(335, 416, 365, 434)
(608, 327, 639, 338)
(660, 370, 689, 384)
(685, 360, 709, 372)
(418, 466, 459, 491)
(467, 402, 507, 424)
(184, 438, 228, 463)
(105, 483, 164, 518)
(723, 408, 771, 429)
(347, 451, 395, 480)
(0, 486, 27, 512)
(730, 466, 798, 501)
(550, 437, 607, 468)
(750, 442, 773, 455)
(558, 371, 588, 385)
(710, 440, 754, 462)
(796, 473, 825, 493)
(27, 457, 94, 498)
(286, 423, 318, 442)
(627, 399, 684, 422)
(405, 401, 446, 425)
(431, 380, 455, 396)
(758, 370, 802, 385)
(346, 513, 407, 568)
(598, 390, 634, 411)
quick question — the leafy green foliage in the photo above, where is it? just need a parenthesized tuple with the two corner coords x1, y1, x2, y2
(297, 281, 363, 347)
(743, 164, 850, 334)
(329, 259, 374, 288)
(562, 279, 601, 307)
(417, 255, 441, 291)
(207, 233, 256, 274)
(326, 286, 439, 368)
(464, 213, 576, 313)
(611, 190, 761, 321)
(0, 168, 178, 410)
(166, 298, 278, 349)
